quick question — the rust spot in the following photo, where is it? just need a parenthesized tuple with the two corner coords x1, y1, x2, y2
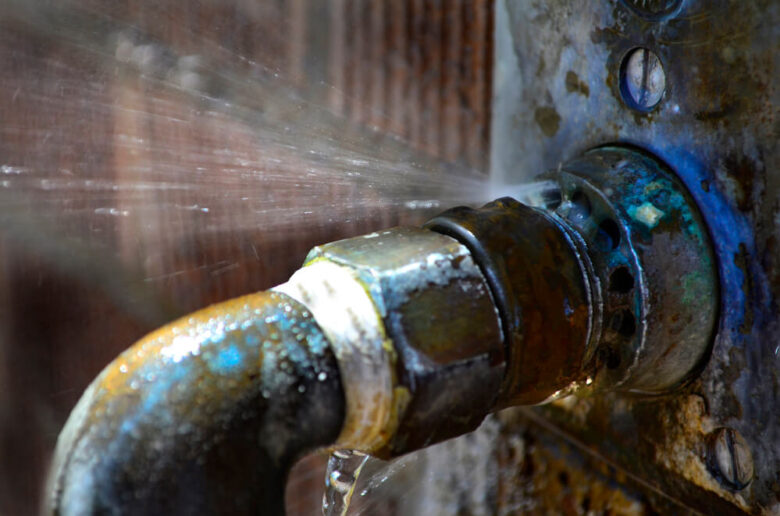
(496, 419, 649, 515)
(722, 154, 761, 213)
(534, 106, 561, 137)
(565, 70, 590, 97)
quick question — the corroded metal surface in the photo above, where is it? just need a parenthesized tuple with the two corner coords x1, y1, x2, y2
(46, 292, 345, 515)
(423, 146, 717, 404)
(426, 198, 595, 406)
(275, 261, 399, 454)
(306, 227, 504, 455)
(537, 146, 719, 393)
(493, 0, 779, 512)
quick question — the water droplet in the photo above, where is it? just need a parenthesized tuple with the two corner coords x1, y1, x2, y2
(328, 470, 354, 493)
(322, 449, 368, 516)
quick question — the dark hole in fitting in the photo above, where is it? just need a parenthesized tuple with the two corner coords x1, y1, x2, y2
(595, 218, 621, 250)
(611, 309, 636, 338)
(568, 189, 591, 223)
(609, 267, 634, 293)
(603, 347, 621, 369)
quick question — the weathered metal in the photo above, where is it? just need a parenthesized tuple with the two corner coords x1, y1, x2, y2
(46, 292, 345, 515)
(492, 0, 779, 512)
(535, 146, 719, 394)
(304, 227, 504, 455)
(423, 145, 718, 404)
(619, 47, 666, 112)
(45, 147, 729, 513)
(425, 198, 596, 406)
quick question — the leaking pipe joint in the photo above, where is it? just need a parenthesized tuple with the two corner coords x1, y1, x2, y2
(45, 146, 718, 515)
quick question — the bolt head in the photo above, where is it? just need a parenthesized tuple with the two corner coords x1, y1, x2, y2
(707, 427, 754, 490)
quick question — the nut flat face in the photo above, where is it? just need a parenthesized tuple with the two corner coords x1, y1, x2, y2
(304, 227, 504, 455)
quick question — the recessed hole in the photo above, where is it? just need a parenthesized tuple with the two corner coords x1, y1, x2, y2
(582, 496, 591, 513)
(595, 218, 621, 251)
(609, 267, 634, 293)
(606, 349, 621, 369)
(610, 309, 636, 337)
(567, 189, 591, 223)
(600, 346, 621, 370)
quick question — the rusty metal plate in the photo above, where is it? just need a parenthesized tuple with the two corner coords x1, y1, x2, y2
(492, 0, 779, 512)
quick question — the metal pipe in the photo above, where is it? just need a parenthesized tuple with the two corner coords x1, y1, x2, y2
(45, 228, 504, 515)
(45, 292, 346, 515)
(45, 146, 718, 515)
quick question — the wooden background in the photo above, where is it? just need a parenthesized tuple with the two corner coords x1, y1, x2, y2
(0, 1, 493, 514)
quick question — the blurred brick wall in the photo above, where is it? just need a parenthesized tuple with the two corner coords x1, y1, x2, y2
(0, 1, 492, 514)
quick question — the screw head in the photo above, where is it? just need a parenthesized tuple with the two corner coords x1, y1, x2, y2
(619, 48, 666, 112)
(707, 427, 754, 490)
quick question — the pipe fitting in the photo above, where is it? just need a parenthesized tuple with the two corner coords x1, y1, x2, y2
(46, 146, 718, 515)
(299, 227, 504, 455)
(425, 198, 597, 407)
(274, 260, 398, 453)
(534, 146, 719, 393)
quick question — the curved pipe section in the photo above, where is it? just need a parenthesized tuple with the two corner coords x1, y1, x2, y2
(45, 291, 345, 515)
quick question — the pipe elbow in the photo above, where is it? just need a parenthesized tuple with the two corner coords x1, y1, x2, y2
(45, 291, 345, 515)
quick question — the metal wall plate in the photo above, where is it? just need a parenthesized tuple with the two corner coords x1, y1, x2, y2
(491, 0, 778, 512)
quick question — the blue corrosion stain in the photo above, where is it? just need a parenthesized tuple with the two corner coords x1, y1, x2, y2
(284, 338, 308, 365)
(563, 297, 574, 318)
(101, 358, 195, 469)
(302, 324, 327, 355)
(277, 315, 294, 333)
(623, 140, 771, 347)
(140, 361, 192, 413)
(211, 343, 244, 374)
(59, 291, 338, 513)
(244, 332, 260, 346)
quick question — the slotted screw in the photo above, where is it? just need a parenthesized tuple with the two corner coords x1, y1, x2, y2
(707, 427, 754, 490)
(620, 48, 666, 112)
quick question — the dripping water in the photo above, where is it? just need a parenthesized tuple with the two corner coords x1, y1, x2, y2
(322, 449, 369, 516)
